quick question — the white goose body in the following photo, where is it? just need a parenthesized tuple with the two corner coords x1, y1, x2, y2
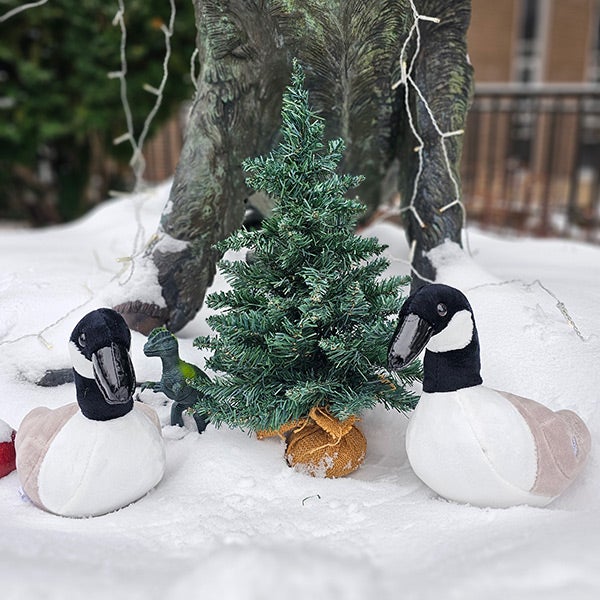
(389, 284, 591, 508)
(18, 403, 165, 518)
(408, 386, 563, 507)
(16, 309, 166, 517)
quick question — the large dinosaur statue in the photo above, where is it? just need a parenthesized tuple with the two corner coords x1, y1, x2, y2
(142, 327, 210, 432)
(115, 0, 473, 334)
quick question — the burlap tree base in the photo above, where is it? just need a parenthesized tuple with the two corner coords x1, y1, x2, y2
(259, 407, 366, 478)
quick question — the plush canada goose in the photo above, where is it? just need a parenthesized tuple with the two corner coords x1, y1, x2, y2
(388, 284, 591, 508)
(16, 308, 165, 517)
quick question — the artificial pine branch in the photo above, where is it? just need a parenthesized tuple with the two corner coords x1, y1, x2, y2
(192, 60, 421, 432)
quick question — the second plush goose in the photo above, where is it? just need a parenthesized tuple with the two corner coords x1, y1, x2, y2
(16, 308, 166, 517)
(388, 284, 591, 508)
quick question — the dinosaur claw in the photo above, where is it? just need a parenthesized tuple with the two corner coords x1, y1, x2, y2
(113, 301, 169, 336)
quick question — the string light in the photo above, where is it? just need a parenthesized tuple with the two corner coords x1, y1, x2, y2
(384, 241, 435, 285)
(110, 0, 176, 192)
(109, 0, 177, 285)
(2, 3, 583, 355)
(391, 0, 469, 260)
(381, 252, 588, 342)
(0, 3, 177, 349)
(466, 279, 588, 342)
(383, 2, 588, 346)
(0, 0, 48, 23)
(0, 215, 160, 349)
(0, 288, 95, 350)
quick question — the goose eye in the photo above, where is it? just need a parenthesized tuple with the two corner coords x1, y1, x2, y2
(436, 303, 448, 317)
(78, 333, 87, 347)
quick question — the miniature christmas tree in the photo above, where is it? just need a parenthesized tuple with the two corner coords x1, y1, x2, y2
(193, 61, 420, 440)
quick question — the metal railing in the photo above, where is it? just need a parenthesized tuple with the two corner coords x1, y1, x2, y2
(461, 84, 600, 243)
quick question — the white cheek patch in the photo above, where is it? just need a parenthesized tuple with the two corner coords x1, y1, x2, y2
(69, 341, 94, 379)
(0, 419, 13, 443)
(427, 310, 474, 353)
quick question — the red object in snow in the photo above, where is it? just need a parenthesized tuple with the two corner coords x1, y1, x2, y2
(0, 421, 17, 478)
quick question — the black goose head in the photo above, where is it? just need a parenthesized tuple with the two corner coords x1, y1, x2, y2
(69, 308, 136, 420)
(388, 284, 482, 391)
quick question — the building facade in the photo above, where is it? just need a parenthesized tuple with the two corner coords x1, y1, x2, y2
(463, 0, 600, 240)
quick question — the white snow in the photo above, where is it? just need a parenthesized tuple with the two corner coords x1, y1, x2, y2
(1, 182, 599, 599)
(0, 418, 14, 443)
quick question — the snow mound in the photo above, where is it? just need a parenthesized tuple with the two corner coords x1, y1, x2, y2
(1, 184, 600, 599)
(167, 544, 382, 600)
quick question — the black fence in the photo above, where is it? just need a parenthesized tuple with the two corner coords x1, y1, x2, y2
(461, 84, 600, 243)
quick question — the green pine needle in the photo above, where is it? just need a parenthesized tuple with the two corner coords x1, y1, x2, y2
(193, 60, 421, 432)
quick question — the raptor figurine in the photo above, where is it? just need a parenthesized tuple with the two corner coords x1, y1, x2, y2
(142, 327, 209, 433)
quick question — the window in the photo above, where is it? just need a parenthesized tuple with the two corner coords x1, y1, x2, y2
(513, 0, 546, 83)
(587, 3, 600, 83)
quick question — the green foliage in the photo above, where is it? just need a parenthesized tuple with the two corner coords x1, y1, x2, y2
(192, 62, 421, 432)
(0, 0, 195, 222)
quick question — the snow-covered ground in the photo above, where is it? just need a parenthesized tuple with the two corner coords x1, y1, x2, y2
(1, 182, 599, 599)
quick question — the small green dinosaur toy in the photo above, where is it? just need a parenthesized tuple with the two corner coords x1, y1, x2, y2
(142, 327, 209, 432)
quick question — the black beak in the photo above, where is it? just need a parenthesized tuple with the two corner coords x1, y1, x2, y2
(92, 342, 135, 404)
(388, 312, 433, 370)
